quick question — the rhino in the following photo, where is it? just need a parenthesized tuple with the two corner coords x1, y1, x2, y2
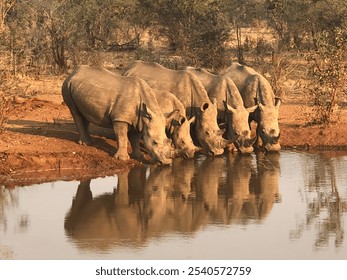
(222, 63, 281, 152)
(186, 67, 257, 154)
(62, 65, 174, 165)
(123, 60, 233, 156)
(154, 90, 199, 158)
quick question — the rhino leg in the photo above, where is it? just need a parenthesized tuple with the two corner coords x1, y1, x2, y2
(71, 112, 92, 145)
(112, 121, 130, 161)
(128, 131, 146, 162)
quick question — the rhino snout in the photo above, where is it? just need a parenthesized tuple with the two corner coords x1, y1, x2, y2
(181, 149, 196, 159)
(157, 156, 173, 166)
(264, 142, 281, 152)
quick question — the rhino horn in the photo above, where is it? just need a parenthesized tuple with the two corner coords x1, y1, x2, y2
(244, 136, 257, 147)
(220, 138, 234, 148)
(273, 132, 281, 144)
(224, 101, 236, 113)
(247, 105, 258, 113)
(218, 128, 226, 136)
(211, 97, 218, 106)
(188, 116, 196, 124)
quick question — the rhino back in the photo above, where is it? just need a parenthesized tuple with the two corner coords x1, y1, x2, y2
(64, 66, 159, 130)
(222, 63, 275, 107)
(154, 90, 186, 116)
(124, 61, 212, 113)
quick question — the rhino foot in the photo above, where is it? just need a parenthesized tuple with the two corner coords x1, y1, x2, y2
(78, 137, 92, 146)
(114, 151, 130, 161)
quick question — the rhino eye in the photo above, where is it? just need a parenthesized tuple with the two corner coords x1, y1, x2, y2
(153, 140, 158, 146)
(205, 130, 210, 136)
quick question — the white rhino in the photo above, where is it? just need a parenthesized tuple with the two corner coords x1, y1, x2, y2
(186, 67, 257, 154)
(222, 63, 281, 152)
(153, 90, 199, 158)
(123, 61, 233, 156)
(62, 65, 174, 165)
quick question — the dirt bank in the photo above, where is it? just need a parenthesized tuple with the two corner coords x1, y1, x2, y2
(1, 83, 346, 186)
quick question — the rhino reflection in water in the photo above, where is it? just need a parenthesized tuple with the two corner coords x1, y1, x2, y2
(64, 163, 206, 249)
(64, 154, 281, 250)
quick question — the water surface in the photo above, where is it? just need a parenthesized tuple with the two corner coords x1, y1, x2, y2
(1, 151, 346, 259)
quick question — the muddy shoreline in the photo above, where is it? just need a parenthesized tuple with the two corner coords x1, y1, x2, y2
(1, 98, 347, 186)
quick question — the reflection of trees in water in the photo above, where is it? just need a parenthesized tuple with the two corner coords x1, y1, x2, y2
(291, 153, 347, 247)
(64, 153, 281, 250)
(0, 186, 19, 259)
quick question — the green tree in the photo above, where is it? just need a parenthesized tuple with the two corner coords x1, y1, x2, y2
(139, 0, 231, 69)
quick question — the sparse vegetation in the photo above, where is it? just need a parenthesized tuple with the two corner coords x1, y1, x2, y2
(0, 0, 347, 131)
(306, 28, 347, 124)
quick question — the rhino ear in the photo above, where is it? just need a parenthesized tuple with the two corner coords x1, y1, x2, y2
(165, 109, 180, 125)
(142, 103, 154, 121)
(275, 97, 281, 108)
(178, 115, 186, 125)
(200, 102, 209, 112)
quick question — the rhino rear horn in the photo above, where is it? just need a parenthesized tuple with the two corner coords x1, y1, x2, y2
(224, 101, 236, 113)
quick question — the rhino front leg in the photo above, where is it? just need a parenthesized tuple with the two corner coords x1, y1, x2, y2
(113, 121, 130, 161)
(128, 131, 146, 162)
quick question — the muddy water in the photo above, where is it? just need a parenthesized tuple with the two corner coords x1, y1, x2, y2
(1, 151, 347, 260)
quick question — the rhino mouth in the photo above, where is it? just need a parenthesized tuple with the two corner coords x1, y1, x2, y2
(264, 142, 281, 152)
(234, 136, 256, 154)
(261, 132, 281, 152)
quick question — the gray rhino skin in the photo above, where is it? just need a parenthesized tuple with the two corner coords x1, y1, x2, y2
(124, 61, 233, 156)
(154, 90, 199, 158)
(186, 67, 257, 154)
(222, 63, 281, 152)
(62, 65, 173, 165)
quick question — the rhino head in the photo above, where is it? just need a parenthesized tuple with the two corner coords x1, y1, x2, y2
(167, 114, 199, 159)
(224, 102, 258, 154)
(195, 101, 233, 156)
(257, 97, 281, 152)
(141, 104, 174, 165)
